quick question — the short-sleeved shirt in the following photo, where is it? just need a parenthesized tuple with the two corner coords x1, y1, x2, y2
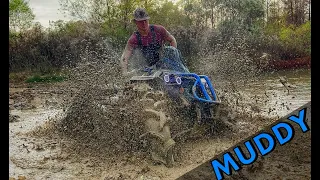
(127, 24, 169, 49)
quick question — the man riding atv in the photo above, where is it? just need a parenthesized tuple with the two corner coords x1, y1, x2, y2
(119, 8, 196, 166)
(118, 8, 232, 167)
(120, 7, 188, 76)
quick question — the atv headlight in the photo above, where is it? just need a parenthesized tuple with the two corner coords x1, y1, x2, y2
(164, 74, 170, 83)
(164, 74, 182, 85)
(176, 76, 182, 84)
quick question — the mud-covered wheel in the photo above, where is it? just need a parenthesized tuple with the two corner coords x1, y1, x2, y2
(133, 82, 176, 167)
(143, 117, 175, 167)
(188, 101, 236, 136)
(188, 103, 209, 137)
(209, 102, 237, 133)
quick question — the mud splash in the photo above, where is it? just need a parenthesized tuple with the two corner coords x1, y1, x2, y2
(9, 79, 280, 179)
(9, 39, 310, 179)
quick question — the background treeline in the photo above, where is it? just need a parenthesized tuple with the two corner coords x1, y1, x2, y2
(9, 0, 311, 74)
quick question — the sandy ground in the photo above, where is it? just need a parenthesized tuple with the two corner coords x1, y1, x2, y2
(9, 78, 311, 180)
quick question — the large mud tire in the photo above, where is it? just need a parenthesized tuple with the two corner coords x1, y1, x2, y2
(131, 82, 176, 167)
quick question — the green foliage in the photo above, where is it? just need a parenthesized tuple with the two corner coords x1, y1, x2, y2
(241, 0, 264, 18)
(279, 25, 295, 46)
(9, 0, 35, 31)
(9, 69, 68, 84)
(214, 0, 264, 19)
(217, 19, 245, 41)
(149, 0, 189, 29)
(279, 21, 311, 57)
(9, 30, 20, 44)
(264, 21, 283, 35)
(25, 68, 68, 83)
(25, 74, 66, 83)
(59, 0, 92, 20)
(100, 22, 131, 48)
(9, 0, 311, 73)
(259, 20, 311, 59)
(48, 20, 87, 38)
(295, 21, 311, 55)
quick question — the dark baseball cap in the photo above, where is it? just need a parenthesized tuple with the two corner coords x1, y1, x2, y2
(133, 7, 150, 21)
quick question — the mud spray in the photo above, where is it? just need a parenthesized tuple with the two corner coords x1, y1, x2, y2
(17, 31, 302, 179)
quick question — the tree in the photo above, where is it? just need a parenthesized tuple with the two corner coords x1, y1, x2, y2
(59, 0, 136, 30)
(201, 0, 218, 28)
(9, 0, 35, 31)
(281, 0, 310, 26)
(148, 0, 188, 29)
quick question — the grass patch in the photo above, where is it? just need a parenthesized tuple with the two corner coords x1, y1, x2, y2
(9, 68, 69, 84)
(25, 74, 67, 83)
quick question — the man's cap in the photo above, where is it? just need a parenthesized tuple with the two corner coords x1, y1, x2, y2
(133, 7, 150, 21)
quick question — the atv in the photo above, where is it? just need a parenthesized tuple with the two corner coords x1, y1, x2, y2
(127, 46, 225, 167)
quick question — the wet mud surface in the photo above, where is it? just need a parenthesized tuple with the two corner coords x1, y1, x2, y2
(9, 69, 311, 180)
(177, 103, 311, 180)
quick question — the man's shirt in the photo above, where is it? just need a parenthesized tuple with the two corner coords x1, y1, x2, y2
(127, 24, 169, 48)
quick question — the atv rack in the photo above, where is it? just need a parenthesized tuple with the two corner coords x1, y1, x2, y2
(175, 73, 221, 104)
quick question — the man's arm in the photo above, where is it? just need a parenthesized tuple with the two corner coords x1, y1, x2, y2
(157, 25, 177, 48)
(165, 33, 177, 48)
(120, 43, 133, 75)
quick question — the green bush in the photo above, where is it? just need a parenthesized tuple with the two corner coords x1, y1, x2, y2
(25, 74, 66, 83)
(279, 21, 311, 58)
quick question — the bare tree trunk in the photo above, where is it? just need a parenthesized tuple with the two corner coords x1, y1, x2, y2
(266, 0, 269, 22)
(276, 0, 279, 26)
(290, 0, 294, 25)
(211, 8, 214, 28)
(309, 0, 311, 21)
(300, 0, 305, 24)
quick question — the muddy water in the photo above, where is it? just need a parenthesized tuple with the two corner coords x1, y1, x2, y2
(235, 68, 311, 118)
(9, 68, 311, 180)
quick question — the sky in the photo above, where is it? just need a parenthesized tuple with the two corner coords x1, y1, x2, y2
(28, 0, 71, 28)
(27, 0, 179, 28)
